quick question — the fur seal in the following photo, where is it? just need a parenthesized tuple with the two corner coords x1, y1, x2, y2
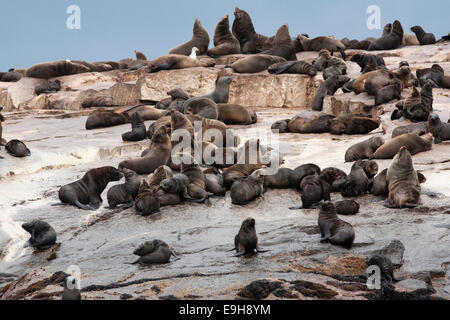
(345, 136, 385, 162)
(367, 255, 396, 284)
(164, 88, 191, 112)
(318, 202, 355, 248)
(368, 20, 403, 51)
(392, 85, 433, 122)
(271, 119, 290, 133)
(22, 220, 57, 249)
(35, 80, 61, 95)
(296, 34, 346, 57)
(180, 155, 212, 202)
(329, 116, 380, 135)
(364, 70, 393, 96)
(147, 166, 181, 206)
(353, 69, 387, 94)
(170, 109, 194, 149)
(5, 139, 31, 157)
(135, 50, 147, 61)
(427, 113, 450, 144)
(350, 54, 385, 74)
(261, 24, 297, 61)
(122, 112, 147, 142)
(70, 60, 113, 72)
(416, 64, 445, 88)
(287, 111, 335, 133)
(232, 7, 274, 54)
(124, 105, 167, 121)
(340, 161, 370, 197)
(169, 19, 210, 56)
(262, 168, 292, 189)
(147, 54, 215, 73)
(160, 173, 190, 199)
(0, 108, 5, 147)
(132, 240, 171, 265)
(372, 133, 433, 159)
(233, 217, 266, 256)
(392, 122, 428, 138)
(371, 168, 426, 197)
(229, 54, 286, 74)
(268, 60, 317, 76)
(386, 147, 421, 208)
(293, 174, 330, 209)
(364, 78, 402, 112)
(320, 167, 347, 192)
(410, 26, 436, 45)
(85, 110, 129, 130)
(353, 160, 378, 179)
(107, 168, 140, 209)
(289, 163, 321, 190)
(230, 169, 265, 205)
(217, 104, 257, 125)
(58, 166, 123, 210)
(119, 126, 172, 174)
(0, 69, 23, 82)
(335, 200, 360, 215)
(26, 60, 90, 79)
(313, 49, 346, 80)
(312, 75, 350, 111)
(208, 15, 240, 57)
(204, 169, 226, 196)
(135, 180, 161, 216)
(184, 97, 218, 119)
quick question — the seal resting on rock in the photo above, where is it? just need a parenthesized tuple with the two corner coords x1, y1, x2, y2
(392, 122, 428, 138)
(312, 75, 350, 111)
(345, 136, 385, 162)
(427, 113, 450, 144)
(169, 19, 210, 55)
(119, 126, 172, 174)
(5, 139, 31, 157)
(288, 111, 335, 133)
(318, 202, 355, 248)
(340, 161, 371, 197)
(372, 133, 433, 159)
(268, 60, 316, 76)
(320, 167, 347, 192)
(329, 116, 380, 135)
(107, 168, 140, 209)
(35, 80, 61, 95)
(0, 69, 23, 82)
(230, 169, 265, 205)
(122, 112, 147, 142)
(208, 15, 240, 57)
(313, 49, 347, 80)
(204, 169, 226, 196)
(410, 26, 436, 45)
(262, 168, 292, 189)
(132, 240, 172, 265)
(296, 34, 346, 57)
(85, 110, 129, 130)
(180, 155, 212, 202)
(26, 60, 90, 79)
(371, 168, 426, 197)
(350, 54, 385, 74)
(289, 163, 321, 190)
(386, 147, 421, 208)
(228, 54, 286, 74)
(58, 166, 123, 210)
(147, 54, 215, 73)
(335, 200, 360, 215)
(364, 78, 402, 112)
(217, 104, 257, 125)
(368, 20, 403, 51)
(233, 217, 266, 256)
(135, 50, 147, 61)
(22, 220, 57, 249)
(290, 174, 330, 209)
(134, 180, 161, 216)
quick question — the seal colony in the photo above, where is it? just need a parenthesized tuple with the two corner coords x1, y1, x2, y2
(1, 6, 450, 300)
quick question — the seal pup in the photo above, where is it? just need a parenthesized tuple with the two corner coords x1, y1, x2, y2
(147, 54, 215, 73)
(180, 155, 212, 202)
(232, 7, 274, 53)
(107, 168, 140, 209)
(320, 167, 347, 192)
(35, 80, 61, 95)
(410, 26, 436, 45)
(58, 166, 123, 210)
(392, 122, 428, 138)
(230, 169, 265, 205)
(5, 139, 31, 157)
(350, 54, 385, 74)
(353, 160, 378, 179)
(160, 173, 191, 200)
(368, 20, 403, 51)
(135, 180, 161, 216)
(367, 255, 396, 284)
(290, 174, 331, 209)
(340, 162, 370, 197)
(122, 112, 147, 142)
(208, 15, 240, 57)
(372, 133, 433, 159)
(311, 75, 350, 111)
(335, 200, 360, 215)
(22, 220, 57, 249)
(228, 54, 286, 74)
(386, 147, 421, 208)
(119, 126, 172, 174)
(135, 50, 147, 61)
(169, 19, 210, 55)
(131, 240, 172, 265)
(261, 24, 297, 61)
(318, 202, 355, 248)
(427, 113, 450, 144)
(289, 163, 321, 190)
(163, 87, 191, 112)
(313, 49, 346, 80)
(233, 218, 267, 256)
(268, 60, 317, 76)
(345, 136, 385, 162)
(85, 110, 129, 130)
(0, 69, 23, 82)
(263, 168, 292, 189)
(364, 78, 402, 112)
(26, 60, 90, 78)
(184, 97, 218, 120)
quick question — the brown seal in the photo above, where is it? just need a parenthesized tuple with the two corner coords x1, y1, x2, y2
(26, 60, 90, 79)
(263, 168, 292, 189)
(386, 147, 421, 208)
(345, 136, 385, 162)
(180, 155, 212, 202)
(22, 220, 57, 249)
(427, 113, 450, 144)
(230, 170, 265, 205)
(135, 180, 161, 216)
(217, 104, 257, 125)
(119, 126, 172, 174)
(329, 116, 380, 135)
(135, 50, 147, 61)
(160, 87, 191, 113)
(132, 240, 172, 265)
(85, 110, 129, 130)
(184, 97, 218, 120)
(122, 112, 147, 142)
(352, 160, 378, 179)
(71, 60, 114, 72)
(229, 54, 286, 74)
(318, 202, 355, 248)
(364, 70, 393, 96)
(290, 174, 330, 209)
(368, 20, 404, 51)
(233, 217, 266, 256)
(312, 49, 346, 80)
(392, 122, 428, 138)
(261, 24, 297, 61)
(182, 76, 233, 111)
(208, 15, 240, 57)
(371, 168, 426, 197)
(188, 114, 237, 148)
(312, 75, 350, 111)
(268, 60, 317, 76)
(0, 69, 23, 82)
(170, 109, 194, 148)
(340, 161, 370, 197)
(147, 54, 215, 73)
(353, 69, 387, 94)
(296, 34, 346, 57)
(232, 7, 274, 54)
(287, 111, 335, 133)
(58, 166, 123, 210)
(169, 19, 210, 56)
(288, 163, 321, 190)
(410, 26, 436, 45)
(392, 85, 432, 122)
(107, 168, 140, 208)
(146, 115, 171, 141)
(372, 133, 433, 159)
(335, 200, 360, 215)
(148, 165, 181, 206)
(204, 168, 226, 196)
(271, 119, 290, 133)
(5, 139, 31, 157)
(350, 54, 385, 74)
(320, 167, 347, 192)
(35, 80, 61, 95)
(124, 105, 167, 121)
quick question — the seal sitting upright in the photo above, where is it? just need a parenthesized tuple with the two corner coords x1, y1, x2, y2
(207, 15, 240, 57)
(169, 19, 210, 56)
(22, 220, 57, 249)
(233, 218, 267, 257)
(318, 202, 355, 248)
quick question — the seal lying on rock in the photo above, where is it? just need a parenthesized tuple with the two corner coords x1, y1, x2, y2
(147, 54, 215, 73)
(262, 168, 292, 189)
(0, 69, 23, 82)
(160, 173, 190, 199)
(233, 217, 266, 256)
(329, 116, 380, 135)
(5, 139, 31, 157)
(291, 174, 330, 209)
(371, 168, 426, 197)
(135, 180, 161, 216)
(312, 75, 350, 111)
(345, 136, 385, 162)
(58, 166, 123, 210)
(287, 111, 335, 134)
(372, 133, 433, 159)
(335, 200, 360, 215)
(427, 113, 450, 144)
(392, 122, 428, 138)
(217, 104, 257, 125)
(410, 26, 436, 45)
(26, 60, 90, 78)
(350, 54, 385, 74)
(181, 155, 212, 202)
(184, 97, 218, 120)
(132, 240, 172, 265)
(208, 15, 240, 57)
(230, 169, 265, 205)
(386, 147, 421, 208)
(340, 161, 371, 197)
(271, 119, 290, 133)
(268, 60, 317, 76)
(107, 168, 140, 209)
(85, 110, 129, 130)
(313, 49, 346, 80)
(228, 54, 286, 74)
(35, 80, 61, 95)
(296, 34, 346, 57)
(22, 220, 57, 249)
(320, 167, 347, 192)
(122, 112, 147, 142)
(204, 169, 226, 196)
(169, 19, 210, 55)
(368, 20, 404, 51)
(318, 202, 355, 248)
(364, 78, 402, 112)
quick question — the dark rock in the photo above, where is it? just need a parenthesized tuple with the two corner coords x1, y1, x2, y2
(289, 280, 339, 299)
(237, 280, 283, 300)
(272, 288, 299, 299)
(120, 293, 133, 300)
(368, 240, 405, 267)
(160, 295, 180, 300)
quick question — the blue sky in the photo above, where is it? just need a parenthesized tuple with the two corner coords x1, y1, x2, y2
(0, 0, 448, 71)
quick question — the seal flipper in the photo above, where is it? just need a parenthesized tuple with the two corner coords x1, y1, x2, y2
(268, 61, 297, 75)
(320, 228, 332, 242)
(402, 203, 419, 209)
(74, 201, 96, 211)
